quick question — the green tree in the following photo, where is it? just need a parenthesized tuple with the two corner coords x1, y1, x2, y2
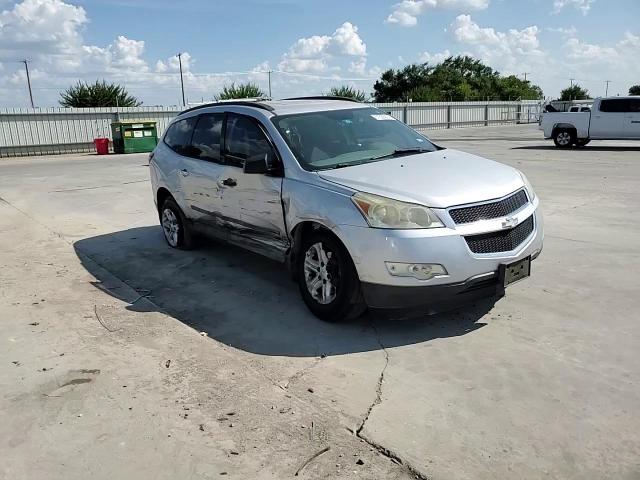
(216, 82, 265, 100)
(559, 84, 590, 101)
(59, 80, 141, 107)
(372, 56, 543, 102)
(629, 85, 640, 96)
(328, 85, 368, 102)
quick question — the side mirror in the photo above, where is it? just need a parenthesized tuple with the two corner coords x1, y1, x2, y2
(243, 154, 269, 174)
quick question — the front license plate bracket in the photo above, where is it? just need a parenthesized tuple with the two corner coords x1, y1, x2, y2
(501, 256, 531, 288)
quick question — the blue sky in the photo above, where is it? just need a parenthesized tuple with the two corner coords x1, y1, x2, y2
(1, 0, 639, 106)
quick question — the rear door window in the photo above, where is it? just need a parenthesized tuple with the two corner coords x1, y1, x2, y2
(629, 99, 640, 113)
(163, 116, 197, 155)
(600, 99, 630, 113)
(224, 114, 276, 167)
(191, 114, 224, 162)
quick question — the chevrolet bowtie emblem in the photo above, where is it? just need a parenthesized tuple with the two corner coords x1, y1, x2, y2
(502, 216, 519, 229)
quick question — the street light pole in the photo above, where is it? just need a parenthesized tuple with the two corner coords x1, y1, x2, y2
(268, 70, 272, 99)
(177, 53, 186, 107)
(605, 80, 611, 97)
(22, 60, 34, 108)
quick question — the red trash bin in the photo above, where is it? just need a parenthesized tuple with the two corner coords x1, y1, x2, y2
(94, 138, 109, 155)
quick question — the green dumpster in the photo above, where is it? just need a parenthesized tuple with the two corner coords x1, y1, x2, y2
(111, 121, 158, 154)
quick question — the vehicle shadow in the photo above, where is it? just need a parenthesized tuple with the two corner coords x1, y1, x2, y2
(74, 226, 496, 358)
(512, 145, 640, 152)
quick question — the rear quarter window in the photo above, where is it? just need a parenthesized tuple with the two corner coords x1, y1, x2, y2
(163, 117, 197, 154)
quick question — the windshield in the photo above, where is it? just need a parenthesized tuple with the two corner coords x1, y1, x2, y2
(272, 107, 439, 171)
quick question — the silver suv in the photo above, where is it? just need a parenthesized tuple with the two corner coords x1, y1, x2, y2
(150, 98, 543, 321)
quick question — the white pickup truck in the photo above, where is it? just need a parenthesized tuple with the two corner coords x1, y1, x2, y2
(540, 97, 640, 147)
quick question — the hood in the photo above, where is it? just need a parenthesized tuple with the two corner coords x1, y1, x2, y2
(317, 149, 524, 208)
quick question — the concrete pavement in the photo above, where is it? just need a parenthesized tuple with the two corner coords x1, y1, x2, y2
(1, 125, 639, 479)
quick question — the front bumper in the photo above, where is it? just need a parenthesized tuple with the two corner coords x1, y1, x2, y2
(335, 201, 543, 311)
(361, 271, 504, 315)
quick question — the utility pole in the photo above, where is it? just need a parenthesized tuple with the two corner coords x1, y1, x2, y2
(177, 53, 186, 107)
(268, 70, 272, 99)
(569, 78, 576, 101)
(605, 80, 611, 97)
(22, 60, 34, 108)
(522, 72, 530, 82)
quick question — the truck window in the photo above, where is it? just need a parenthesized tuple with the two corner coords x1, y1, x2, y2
(600, 99, 631, 113)
(629, 99, 640, 113)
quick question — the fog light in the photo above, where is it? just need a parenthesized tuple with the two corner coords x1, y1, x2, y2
(385, 262, 448, 280)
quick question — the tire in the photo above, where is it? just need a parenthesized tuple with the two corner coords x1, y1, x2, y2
(297, 230, 365, 322)
(160, 197, 194, 250)
(553, 129, 575, 148)
(576, 139, 591, 147)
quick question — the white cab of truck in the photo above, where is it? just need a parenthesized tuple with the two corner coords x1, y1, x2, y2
(540, 97, 640, 147)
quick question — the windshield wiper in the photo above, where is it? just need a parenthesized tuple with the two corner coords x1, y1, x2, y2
(369, 148, 431, 161)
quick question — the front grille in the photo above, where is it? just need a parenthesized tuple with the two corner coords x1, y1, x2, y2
(450, 190, 528, 225)
(465, 215, 534, 254)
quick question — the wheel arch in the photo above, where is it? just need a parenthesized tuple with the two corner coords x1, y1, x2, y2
(156, 187, 173, 216)
(552, 123, 578, 136)
(287, 220, 357, 281)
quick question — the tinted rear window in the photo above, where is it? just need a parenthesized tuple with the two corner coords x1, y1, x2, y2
(191, 114, 224, 161)
(164, 117, 197, 154)
(600, 99, 630, 113)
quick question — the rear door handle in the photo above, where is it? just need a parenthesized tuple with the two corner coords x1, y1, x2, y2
(180, 169, 189, 177)
(220, 178, 237, 187)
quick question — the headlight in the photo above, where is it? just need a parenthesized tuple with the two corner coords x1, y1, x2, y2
(519, 171, 537, 201)
(351, 192, 444, 229)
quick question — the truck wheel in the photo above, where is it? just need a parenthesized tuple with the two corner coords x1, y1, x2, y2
(576, 139, 591, 147)
(553, 129, 575, 148)
(297, 231, 365, 322)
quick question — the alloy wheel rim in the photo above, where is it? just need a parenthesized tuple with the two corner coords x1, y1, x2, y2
(161, 208, 180, 247)
(304, 242, 338, 305)
(557, 132, 571, 145)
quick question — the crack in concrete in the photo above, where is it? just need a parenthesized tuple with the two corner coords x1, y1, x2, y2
(282, 356, 324, 390)
(355, 320, 431, 480)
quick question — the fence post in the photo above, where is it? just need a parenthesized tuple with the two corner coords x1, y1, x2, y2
(484, 104, 489, 126)
(446, 105, 451, 129)
(516, 103, 522, 124)
(403, 104, 408, 124)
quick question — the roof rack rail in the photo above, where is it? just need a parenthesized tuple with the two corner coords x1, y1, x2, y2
(283, 96, 361, 103)
(181, 100, 275, 115)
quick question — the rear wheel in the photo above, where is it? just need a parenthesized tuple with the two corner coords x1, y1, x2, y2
(160, 197, 194, 250)
(553, 129, 575, 148)
(297, 231, 365, 322)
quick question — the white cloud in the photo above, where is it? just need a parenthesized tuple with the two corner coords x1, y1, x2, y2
(553, 0, 594, 15)
(547, 26, 578, 37)
(278, 22, 368, 74)
(156, 52, 192, 73)
(450, 14, 543, 73)
(385, 0, 489, 27)
(418, 49, 452, 63)
(438, 14, 639, 98)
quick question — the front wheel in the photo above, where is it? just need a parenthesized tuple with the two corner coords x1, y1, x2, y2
(553, 129, 575, 148)
(297, 231, 365, 322)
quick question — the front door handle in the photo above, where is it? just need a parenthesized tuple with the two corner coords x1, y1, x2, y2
(180, 169, 189, 177)
(220, 178, 237, 187)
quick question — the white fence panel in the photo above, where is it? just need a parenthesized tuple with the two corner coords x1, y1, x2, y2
(1, 102, 540, 158)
